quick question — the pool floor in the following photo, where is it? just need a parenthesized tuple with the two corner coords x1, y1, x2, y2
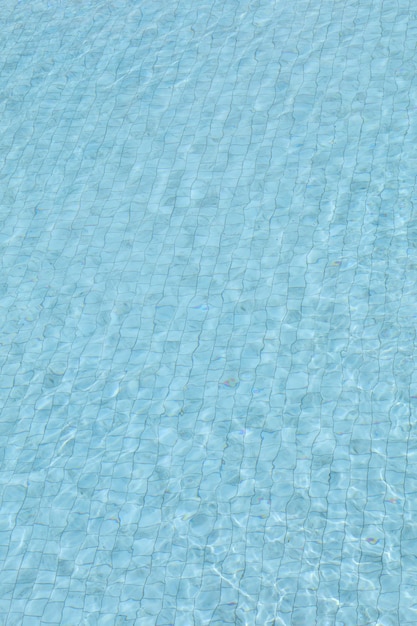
(1, 0, 417, 624)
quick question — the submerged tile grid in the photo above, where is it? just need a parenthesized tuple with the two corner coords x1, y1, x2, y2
(1, 0, 417, 624)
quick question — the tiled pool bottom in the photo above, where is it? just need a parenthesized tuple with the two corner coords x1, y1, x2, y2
(2, 0, 417, 624)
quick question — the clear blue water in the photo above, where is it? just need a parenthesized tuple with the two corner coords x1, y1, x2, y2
(1, 0, 417, 624)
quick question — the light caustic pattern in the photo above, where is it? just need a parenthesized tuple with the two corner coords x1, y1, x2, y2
(1, 0, 417, 624)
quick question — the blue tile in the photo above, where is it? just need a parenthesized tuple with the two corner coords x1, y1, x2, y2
(2, 0, 417, 623)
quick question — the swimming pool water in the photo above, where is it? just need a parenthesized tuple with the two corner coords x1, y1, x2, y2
(2, 0, 417, 624)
